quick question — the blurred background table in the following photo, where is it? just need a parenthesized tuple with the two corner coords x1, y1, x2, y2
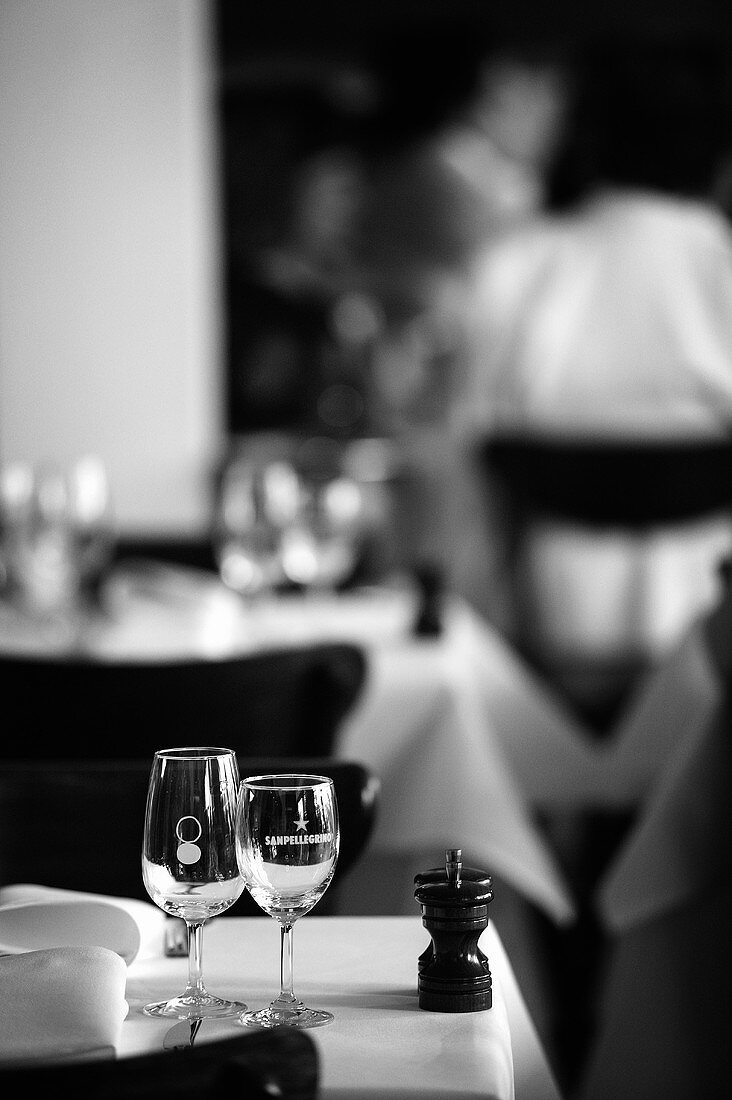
(0, 563, 576, 928)
(1, 558, 714, 927)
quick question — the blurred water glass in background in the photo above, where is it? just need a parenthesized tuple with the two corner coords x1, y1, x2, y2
(0, 455, 114, 624)
(67, 455, 115, 593)
(279, 439, 365, 593)
(213, 433, 397, 601)
(213, 445, 299, 599)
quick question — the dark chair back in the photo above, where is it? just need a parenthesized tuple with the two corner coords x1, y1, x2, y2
(0, 757, 379, 914)
(483, 438, 732, 528)
(0, 642, 366, 759)
(0, 1027, 318, 1099)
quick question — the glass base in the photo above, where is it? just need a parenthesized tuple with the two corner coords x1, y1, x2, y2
(239, 1003, 334, 1029)
(143, 993, 247, 1020)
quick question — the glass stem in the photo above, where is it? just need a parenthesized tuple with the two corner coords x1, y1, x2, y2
(185, 920, 207, 998)
(277, 920, 298, 1006)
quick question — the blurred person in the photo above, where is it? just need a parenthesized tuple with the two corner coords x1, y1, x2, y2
(443, 32, 732, 730)
(359, 29, 575, 431)
(355, 31, 576, 595)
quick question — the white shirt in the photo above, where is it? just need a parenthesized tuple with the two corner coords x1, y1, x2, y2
(454, 188, 732, 441)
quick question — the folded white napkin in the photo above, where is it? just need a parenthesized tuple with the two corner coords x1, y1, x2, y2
(0, 945, 128, 1064)
(0, 884, 167, 964)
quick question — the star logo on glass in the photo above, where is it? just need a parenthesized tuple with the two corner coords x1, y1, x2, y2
(294, 811, 309, 832)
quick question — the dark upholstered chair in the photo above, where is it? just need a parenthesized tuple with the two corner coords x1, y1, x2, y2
(0, 642, 367, 759)
(0, 1027, 318, 1099)
(483, 438, 732, 530)
(0, 757, 379, 914)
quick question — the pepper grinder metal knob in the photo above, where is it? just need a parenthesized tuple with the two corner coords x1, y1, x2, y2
(414, 848, 493, 1012)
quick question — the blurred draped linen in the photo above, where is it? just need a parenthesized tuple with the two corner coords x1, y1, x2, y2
(577, 606, 732, 1099)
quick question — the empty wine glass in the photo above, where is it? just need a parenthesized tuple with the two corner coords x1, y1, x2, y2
(142, 746, 247, 1019)
(278, 437, 364, 594)
(0, 455, 113, 623)
(67, 453, 115, 598)
(213, 451, 299, 599)
(235, 773, 339, 1028)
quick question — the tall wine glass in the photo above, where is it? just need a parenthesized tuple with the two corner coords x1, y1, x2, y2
(0, 455, 113, 624)
(142, 746, 247, 1019)
(278, 438, 365, 595)
(235, 773, 339, 1028)
(67, 453, 115, 600)
(213, 451, 299, 600)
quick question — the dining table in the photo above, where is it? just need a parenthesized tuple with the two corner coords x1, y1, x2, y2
(3, 554, 719, 1098)
(120, 914, 563, 1100)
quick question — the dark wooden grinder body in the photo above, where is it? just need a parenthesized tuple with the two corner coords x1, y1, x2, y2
(414, 848, 493, 1012)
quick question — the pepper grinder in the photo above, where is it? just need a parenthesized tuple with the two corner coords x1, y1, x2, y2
(412, 561, 444, 637)
(414, 848, 493, 1012)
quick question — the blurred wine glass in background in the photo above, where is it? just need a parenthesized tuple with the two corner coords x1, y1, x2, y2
(213, 442, 300, 600)
(67, 454, 115, 597)
(0, 454, 113, 625)
(213, 433, 398, 602)
(278, 437, 366, 595)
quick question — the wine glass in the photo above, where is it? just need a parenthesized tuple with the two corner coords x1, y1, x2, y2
(141, 746, 247, 1019)
(278, 437, 365, 594)
(66, 453, 115, 600)
(235, 773, 339, 1028)
(0, 455, 113, 624)
(213, 451, 299, 599)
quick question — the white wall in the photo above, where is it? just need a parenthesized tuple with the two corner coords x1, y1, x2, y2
(0, 0, 223, 535)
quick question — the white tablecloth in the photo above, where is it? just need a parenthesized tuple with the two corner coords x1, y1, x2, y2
(121, 915, 561, 1100)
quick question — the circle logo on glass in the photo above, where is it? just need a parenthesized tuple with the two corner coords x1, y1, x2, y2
(175, 815, 202, 865)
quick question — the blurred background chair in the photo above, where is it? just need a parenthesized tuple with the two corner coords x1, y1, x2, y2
(0, 757, 380, 915)
(0, 642, 367, 759)
(481, 436, 732, 733)
(0, 1027, 318, 1100)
